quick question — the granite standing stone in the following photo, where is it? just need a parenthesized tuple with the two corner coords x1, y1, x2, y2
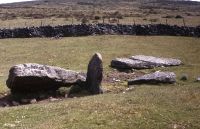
(86, 53, 103, 94)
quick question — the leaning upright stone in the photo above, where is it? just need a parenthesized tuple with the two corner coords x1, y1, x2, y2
(86, 53, 103, 94)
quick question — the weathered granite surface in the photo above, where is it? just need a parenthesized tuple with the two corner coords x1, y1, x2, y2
(131, 55, 182, 67)
(6, 63, 86, 92)
(86, 53, 103, 94)
(111, 58, 156, 69)
(128, 71, 176, 85)
(111, 55, 182, 70)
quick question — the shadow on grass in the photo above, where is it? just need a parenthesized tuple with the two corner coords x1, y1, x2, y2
(0, 85, 91, 107)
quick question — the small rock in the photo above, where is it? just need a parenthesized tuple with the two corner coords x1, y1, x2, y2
(115, 79, 121, 82)
(30, 99, 37, 104)
(128, 71, 176, 85)
(1, 102, 9, 107)
(12, 101, 20, 106)
(125, 87, 135, 92)
(4, 123, 16, 128)
(49, 97, 58, 102)
(196, 77, 200, 82)
(65, 94, 68, 98)
(112, 78, 121, 82)
(21, 99, 30, 104)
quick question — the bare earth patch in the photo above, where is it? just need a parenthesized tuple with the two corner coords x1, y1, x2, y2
(103, 70, 145, 83)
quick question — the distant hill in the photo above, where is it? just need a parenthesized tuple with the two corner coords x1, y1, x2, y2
(0, 0, 199, 27)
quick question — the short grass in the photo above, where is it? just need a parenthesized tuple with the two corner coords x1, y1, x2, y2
(0, 35, 200, 128)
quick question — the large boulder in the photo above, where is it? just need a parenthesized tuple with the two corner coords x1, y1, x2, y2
(131, 55, 182, 67)
(6, 63, 86, 93)
(128, 71, 176, 85)
(86, 53, 103, 94)
(111, 58, 156, 69)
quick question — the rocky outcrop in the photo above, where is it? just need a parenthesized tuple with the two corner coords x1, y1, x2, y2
(131, 55, 182, 67)
(0, 24, 199, 39)
(111, 55, 182, 70)
(128, 71, 176, 85)
(86, 53, 103, 94)
(6, 63, 86, 93)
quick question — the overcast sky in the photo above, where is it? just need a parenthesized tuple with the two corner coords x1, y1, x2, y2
(0, 0, 199, 4)
(0, 0, 35, 4)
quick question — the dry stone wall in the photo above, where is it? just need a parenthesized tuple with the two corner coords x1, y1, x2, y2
(0, 24, 199, 38)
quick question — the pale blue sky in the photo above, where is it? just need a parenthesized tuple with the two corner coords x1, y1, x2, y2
(0, 0, 199, 4)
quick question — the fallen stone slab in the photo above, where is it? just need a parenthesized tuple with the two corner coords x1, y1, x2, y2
(86, 53, 103, 94)
(6, 63, 86, 93)
(111, 58, 156, 69)
(131, 55, 182, 67)
(196, 77, 200, 82)
(111, 55, 182, 70)
(128, 71, 176, 85)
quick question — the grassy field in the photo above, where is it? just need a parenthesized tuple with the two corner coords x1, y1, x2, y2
(0, 35, 200, 128)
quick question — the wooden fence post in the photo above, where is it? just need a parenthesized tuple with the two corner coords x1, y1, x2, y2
(183, 18, 186, 27)
(133, 19, 135, 25)
(71, 17, 74, 24)
(40, 20, 43, 26)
